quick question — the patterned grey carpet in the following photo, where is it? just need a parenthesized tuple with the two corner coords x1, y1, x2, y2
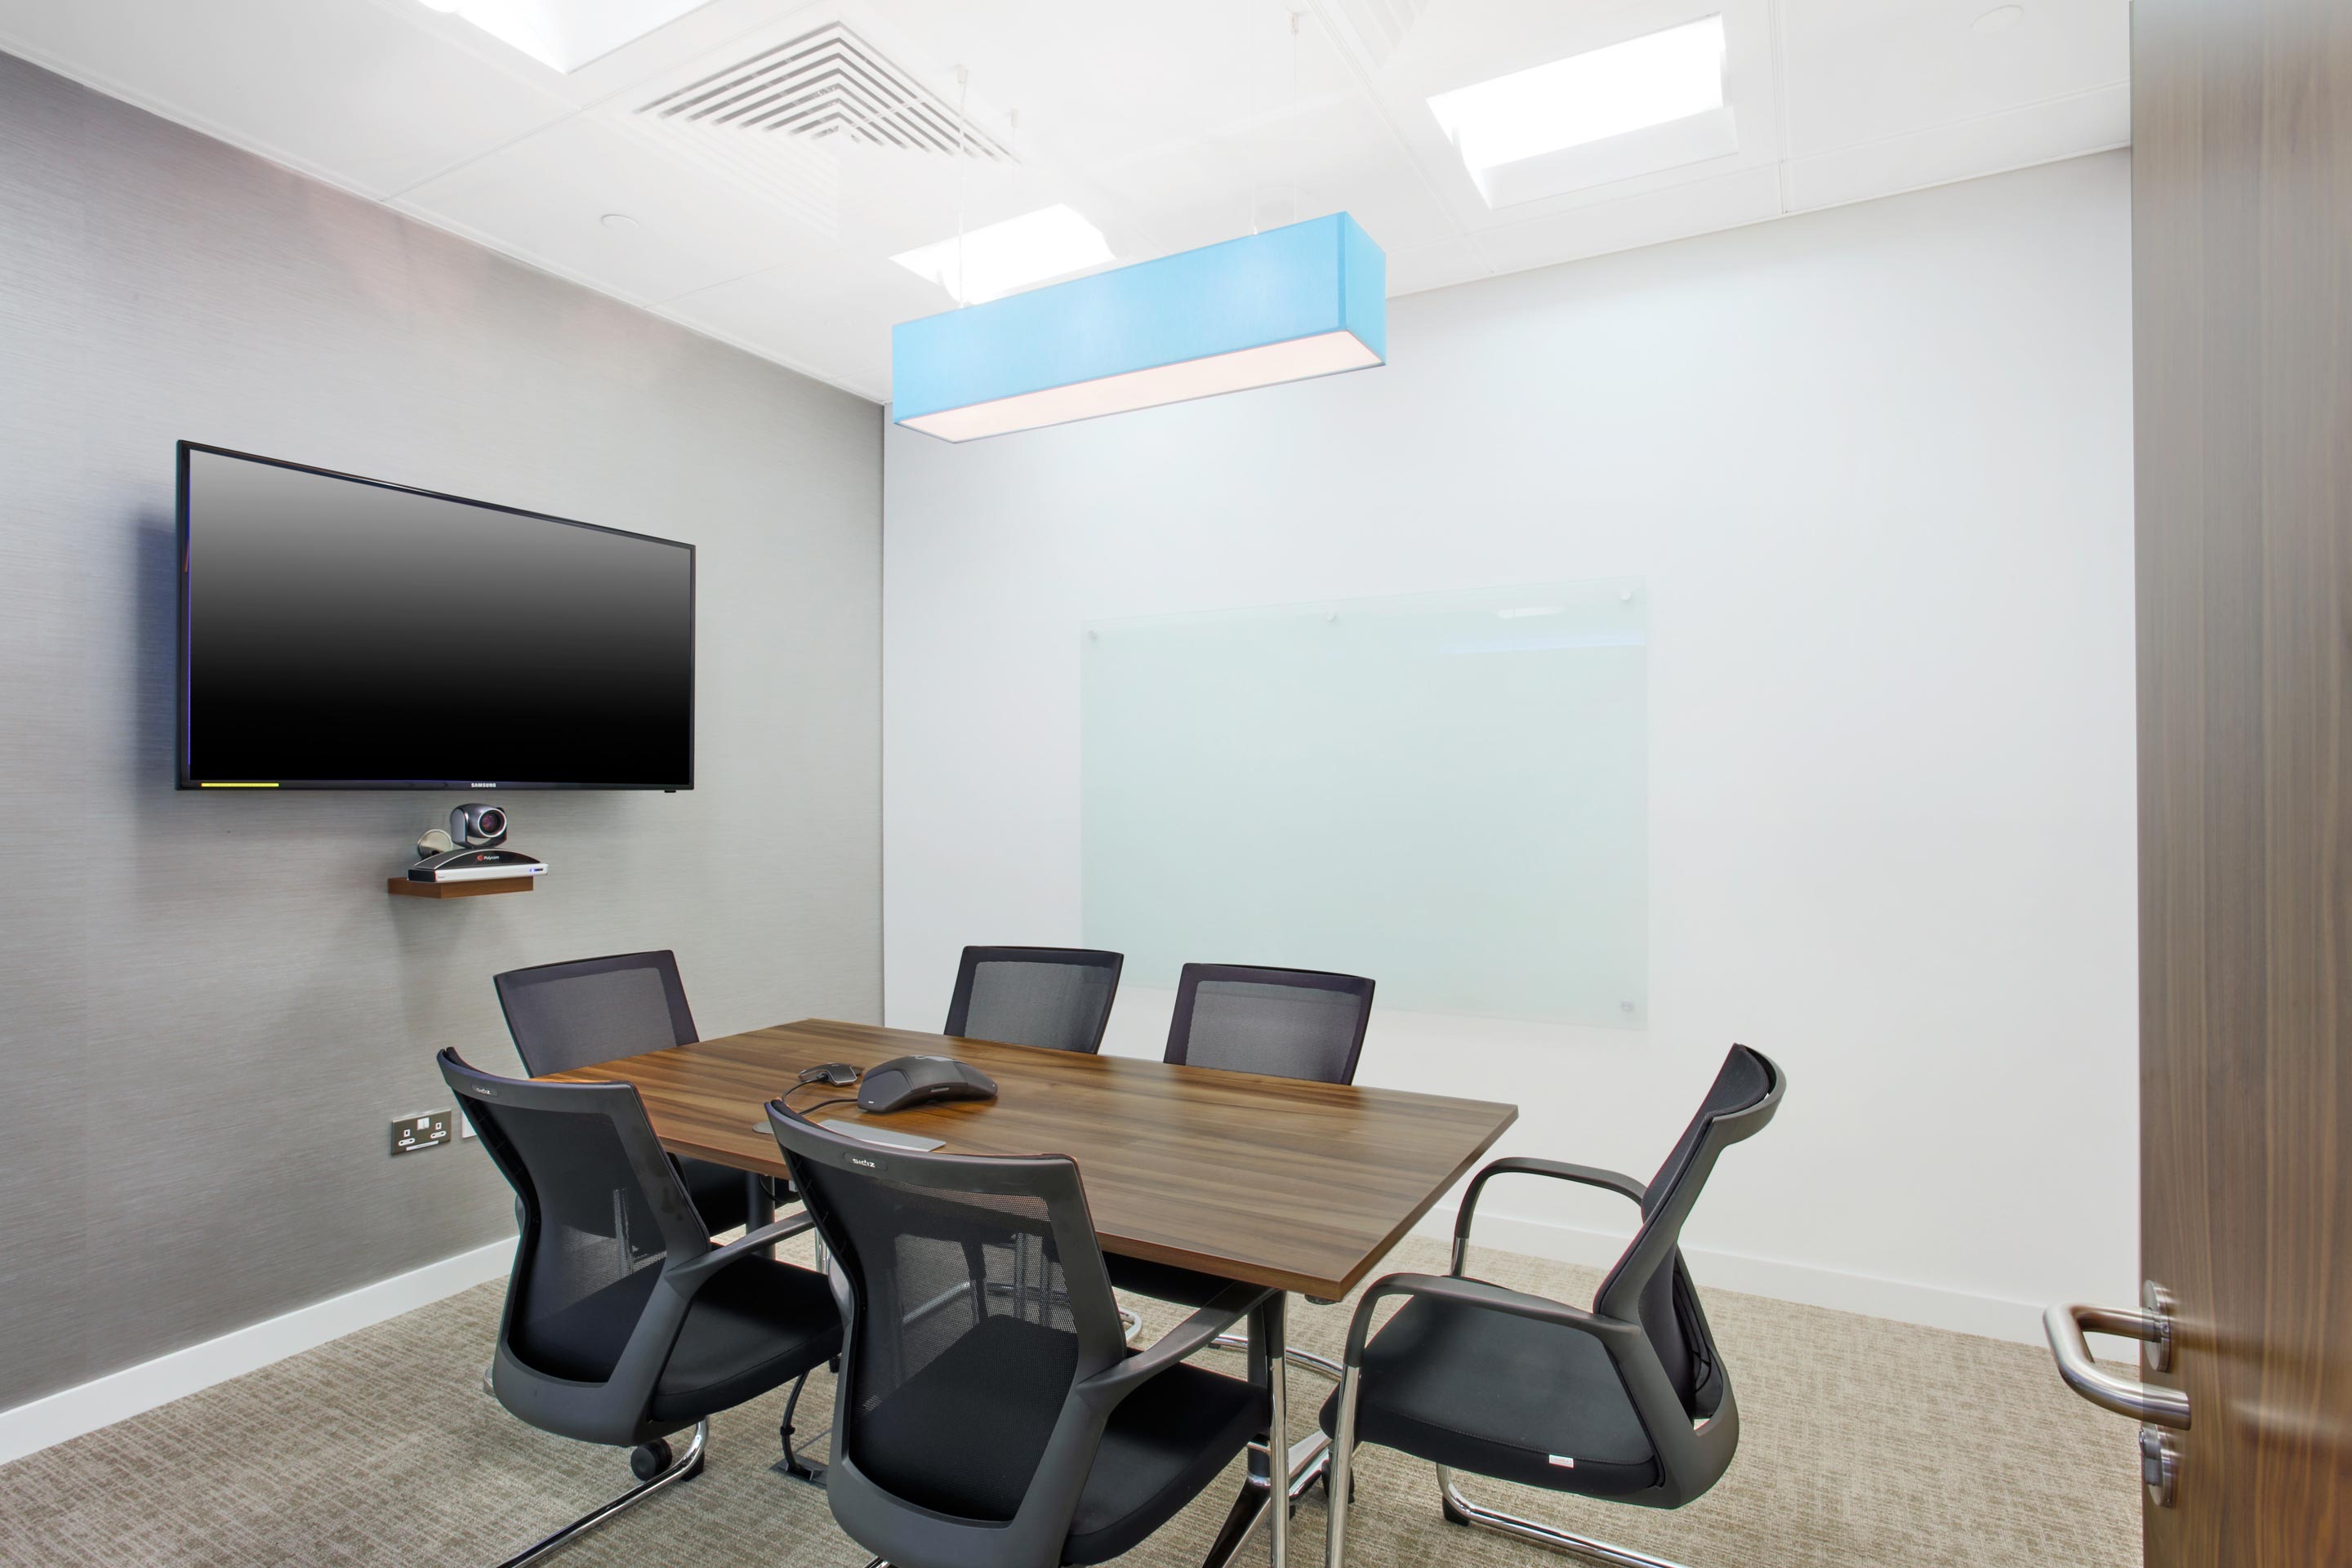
(0, 1235, 2138, 1566)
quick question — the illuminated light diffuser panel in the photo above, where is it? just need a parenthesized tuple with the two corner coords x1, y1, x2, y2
(892, 212, 1386, 443)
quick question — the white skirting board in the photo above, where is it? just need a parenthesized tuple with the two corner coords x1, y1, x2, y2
(0, 1236, 514, 1469)
(1421, 1210, 2050, 1346)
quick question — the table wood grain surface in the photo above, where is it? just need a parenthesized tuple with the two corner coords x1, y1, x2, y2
(545, 1018, 1518, 1299)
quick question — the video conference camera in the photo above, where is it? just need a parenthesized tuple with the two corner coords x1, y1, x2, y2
(406, 801, 546, 884)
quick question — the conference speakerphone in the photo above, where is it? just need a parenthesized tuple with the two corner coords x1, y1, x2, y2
(407, 847, 548, 884)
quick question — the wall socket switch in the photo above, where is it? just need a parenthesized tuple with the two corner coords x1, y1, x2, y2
(391, 1111, 453, 1156)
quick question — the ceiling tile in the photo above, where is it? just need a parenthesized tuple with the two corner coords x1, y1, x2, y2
(869, 0, 1325, 173)
(1091, 86, 1462, 263)
(0, 0, 574, 198)
(393, 112, 817, 305)
(658, 249, 913, 399)
(1780, 0, 2128, 158)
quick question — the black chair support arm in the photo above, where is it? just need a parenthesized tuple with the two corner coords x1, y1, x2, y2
(1451, 1158, 1647, 1275)
(666, 1210, 817, 1290)
(1341, 1272, 1638, 1369)
(1079, 1281, 1273, 1397)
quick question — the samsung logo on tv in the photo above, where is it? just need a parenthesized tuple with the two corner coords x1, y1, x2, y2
(472, 782, 498, 788)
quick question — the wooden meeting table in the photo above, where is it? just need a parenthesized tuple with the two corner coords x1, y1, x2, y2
(543, 1017, 1518, 1566)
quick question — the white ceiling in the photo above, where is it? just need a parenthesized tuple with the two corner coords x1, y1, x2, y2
(0, 0, 2128, 403)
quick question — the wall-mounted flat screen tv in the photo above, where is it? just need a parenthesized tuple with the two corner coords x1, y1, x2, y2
(176, 443, 694, 790)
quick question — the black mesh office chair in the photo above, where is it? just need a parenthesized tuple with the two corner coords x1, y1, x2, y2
(1164, 963, 1373, 1081)
(766, 1099, 1294, 1568)
(493, 951, 767, 1236)
(439, 1049, 840, 1567)
(945, 946, 1125, 1054)
(1321, 1045, 1785, 1568)
(1107, 964, 1374, 1337)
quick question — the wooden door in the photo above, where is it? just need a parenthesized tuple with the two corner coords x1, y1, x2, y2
(2134, 0, 2352, 1561)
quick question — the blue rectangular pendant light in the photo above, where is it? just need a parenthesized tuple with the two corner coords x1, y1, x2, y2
(892, 212, 1386, 443)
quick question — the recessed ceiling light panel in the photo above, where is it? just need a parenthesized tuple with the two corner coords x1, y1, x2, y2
(892, 205, 1114, 305)
(1427, 15, 1737, 208)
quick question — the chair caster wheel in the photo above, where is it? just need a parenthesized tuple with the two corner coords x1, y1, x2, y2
(630, 1440, 673, 1481)
(1441, 1495, 1471, 1526)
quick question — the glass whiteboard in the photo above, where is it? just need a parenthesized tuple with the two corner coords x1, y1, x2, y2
(1081, 578, 1647, 1027)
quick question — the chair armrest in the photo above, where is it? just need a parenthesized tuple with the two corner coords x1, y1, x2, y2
(1453, 1158, 1646, 1274)
(667, 1209, 816, 1290)
(1342, 1272, 1629, 1368)
(1078, 1282, 1273, 1398)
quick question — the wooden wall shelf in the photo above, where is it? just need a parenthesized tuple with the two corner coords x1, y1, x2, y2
(387, 876, 537, 899)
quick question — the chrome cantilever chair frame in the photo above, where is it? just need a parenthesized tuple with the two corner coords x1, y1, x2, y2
(768, 1099, 1294, 1568)
(1324, 1267, 1706, 1568)
(488, 1208, 821, 1566)
(443, 1048, 838, 1567)
(494, 1419, 710, 1568)
(1325, 1048, 1784, 1568)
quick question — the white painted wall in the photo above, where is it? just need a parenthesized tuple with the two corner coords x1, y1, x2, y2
(881, 153, 2137, 1343)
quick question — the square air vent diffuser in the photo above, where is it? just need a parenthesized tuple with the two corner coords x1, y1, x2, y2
(635, 22, 1013, 162)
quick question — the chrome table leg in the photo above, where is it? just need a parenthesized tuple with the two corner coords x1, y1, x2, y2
(1325, 1365, 1361, 1568)
(1266, 1294, 1288, 1568)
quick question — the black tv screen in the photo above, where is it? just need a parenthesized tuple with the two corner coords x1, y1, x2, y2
(176, 443, 694, 790)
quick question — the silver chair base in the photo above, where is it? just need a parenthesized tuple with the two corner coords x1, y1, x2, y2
(491, 1420, 709, 1568)
(1208, 1330, 1344, 1383)
(1434, 1466, 1695, 1568)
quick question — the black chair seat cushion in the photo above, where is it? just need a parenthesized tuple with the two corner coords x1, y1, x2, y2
(853, 1316, 1266, 1565)
(1104, 1253, 1240, 1310)
(650, 1254, 843, 1422)
(1320, 1293, 1660, 1498)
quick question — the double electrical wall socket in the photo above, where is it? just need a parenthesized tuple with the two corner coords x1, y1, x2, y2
(391, 1111, 453, 1156)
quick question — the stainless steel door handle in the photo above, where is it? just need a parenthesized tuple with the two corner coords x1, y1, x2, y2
(2043, 1290, 2190, 1430)
(2045, 1283, 2190, 1508)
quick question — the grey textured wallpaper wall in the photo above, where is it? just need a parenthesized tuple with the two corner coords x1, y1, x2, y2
(0, 52, 882, 1410)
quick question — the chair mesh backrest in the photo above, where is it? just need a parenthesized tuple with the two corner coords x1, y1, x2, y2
(1164, 964, 1374, 1085)
(495, 951, 698, 1076)
(946, 947, 1123, 1054)
(441, 1053, 701, 1384)
(777, 1119, 1121, 1525)
(1600, 1046, 1780, 1418)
